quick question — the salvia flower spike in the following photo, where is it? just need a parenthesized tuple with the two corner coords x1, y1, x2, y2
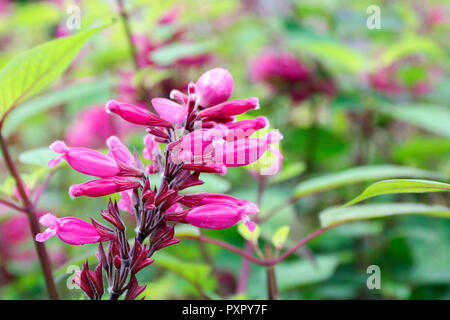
(47, 67, 282, 300)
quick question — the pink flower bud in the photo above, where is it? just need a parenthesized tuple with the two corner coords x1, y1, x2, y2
(196, 68, 234, 108)
(198, 98, 259, 119)
(151, 98, 187, 124)
(36, 213, 105, 245)
(106, 136, 134, 166)
(181, 193, 259, 215)
(185, 204, 253, 230)
(69, 177, 141, 198)
(106, 100, 172, 128)
(49, 141, 120, 178)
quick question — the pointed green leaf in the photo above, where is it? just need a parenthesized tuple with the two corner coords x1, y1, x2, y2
(3, 77, 115, 136)
(271, 226, 290, 249)
(276, 255, 339, 290)
(0, 24, 109, 118)
(294, 165, 444, 199)
(320, 203, 450, 228)
(19, 147, 59, 167)
(238, 223, 260, 243)
(346, 179, 450, 206)
(380, 104, 450, 138)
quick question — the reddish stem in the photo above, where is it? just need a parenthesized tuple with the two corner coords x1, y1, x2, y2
(178, 225, 335, 267)
(0, 133, 59, 300)
(0, 198, 25, 213)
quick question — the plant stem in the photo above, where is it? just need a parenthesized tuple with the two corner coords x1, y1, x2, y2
(264, 244, 279, 300)
(236, 241, 252, 294)
(116, 0, 140, 70)
(0, 133, 59, 300)
(236, 176, 267, 294)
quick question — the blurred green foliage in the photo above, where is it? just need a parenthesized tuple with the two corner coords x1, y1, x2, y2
(0, 0, 449, 300)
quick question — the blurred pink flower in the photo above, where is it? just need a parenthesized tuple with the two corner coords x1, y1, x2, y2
(0, 0, 10, 15)
(65, 106, 133, 149)
(250, 51, 336, 103)
(368, 64, 404, 95)
(426, 5, 448, 27)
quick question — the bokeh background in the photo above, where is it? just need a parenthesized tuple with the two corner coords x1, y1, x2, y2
(0, 0, 449, 299)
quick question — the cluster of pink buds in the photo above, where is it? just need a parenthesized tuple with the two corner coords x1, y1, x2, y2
(42, 67, 282, 300)
(250, 51, 336, 103)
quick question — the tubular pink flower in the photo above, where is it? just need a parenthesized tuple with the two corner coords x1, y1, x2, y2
(198, 98, 259, 119)
(213, 130, 283, 167)
(49, 141, 120, 177)
(185, 204, 254, 231)
(182, 193, 259, 215)
(36, 213, 104, 245)
(151, 98, 187, 124)
(69, 177, 141, 198)
(196, 68, 234, 108)
(106, 100, 172, 128)
(106, 136, 135, 166)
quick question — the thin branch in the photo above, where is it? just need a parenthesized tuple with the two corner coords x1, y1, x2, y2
(0, 198, 25, 213)
(116, 0, 140, 70)
(178, 225, 335, 267)
(0, 133, 59, 300)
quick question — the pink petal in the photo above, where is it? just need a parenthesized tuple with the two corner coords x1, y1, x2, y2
(39, 213, 59, 227)
(36, 227, 57, 242)
(151, 98, 187, 124)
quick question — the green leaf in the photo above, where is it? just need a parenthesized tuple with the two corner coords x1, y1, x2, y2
(182, 174, 231, 194)
(150, 41, 215, 66)
(380, 36, 445, 66)
(19, 147, 58, 167)
(294, 165, 444, 199)
(0, 24, 109, 119)
(2, 78, 115, 136)
(287, 32, 366, 73)
(276, 255, 339, 291)
(380, 104, 450, 138)
(269, 162, 306, 184)
(346, 179, 450, 206)
(271, 226, 290, 249)
(174, 225, 201, 237)
(152, 252, 211, 287)
(320, 203, 450, 228)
